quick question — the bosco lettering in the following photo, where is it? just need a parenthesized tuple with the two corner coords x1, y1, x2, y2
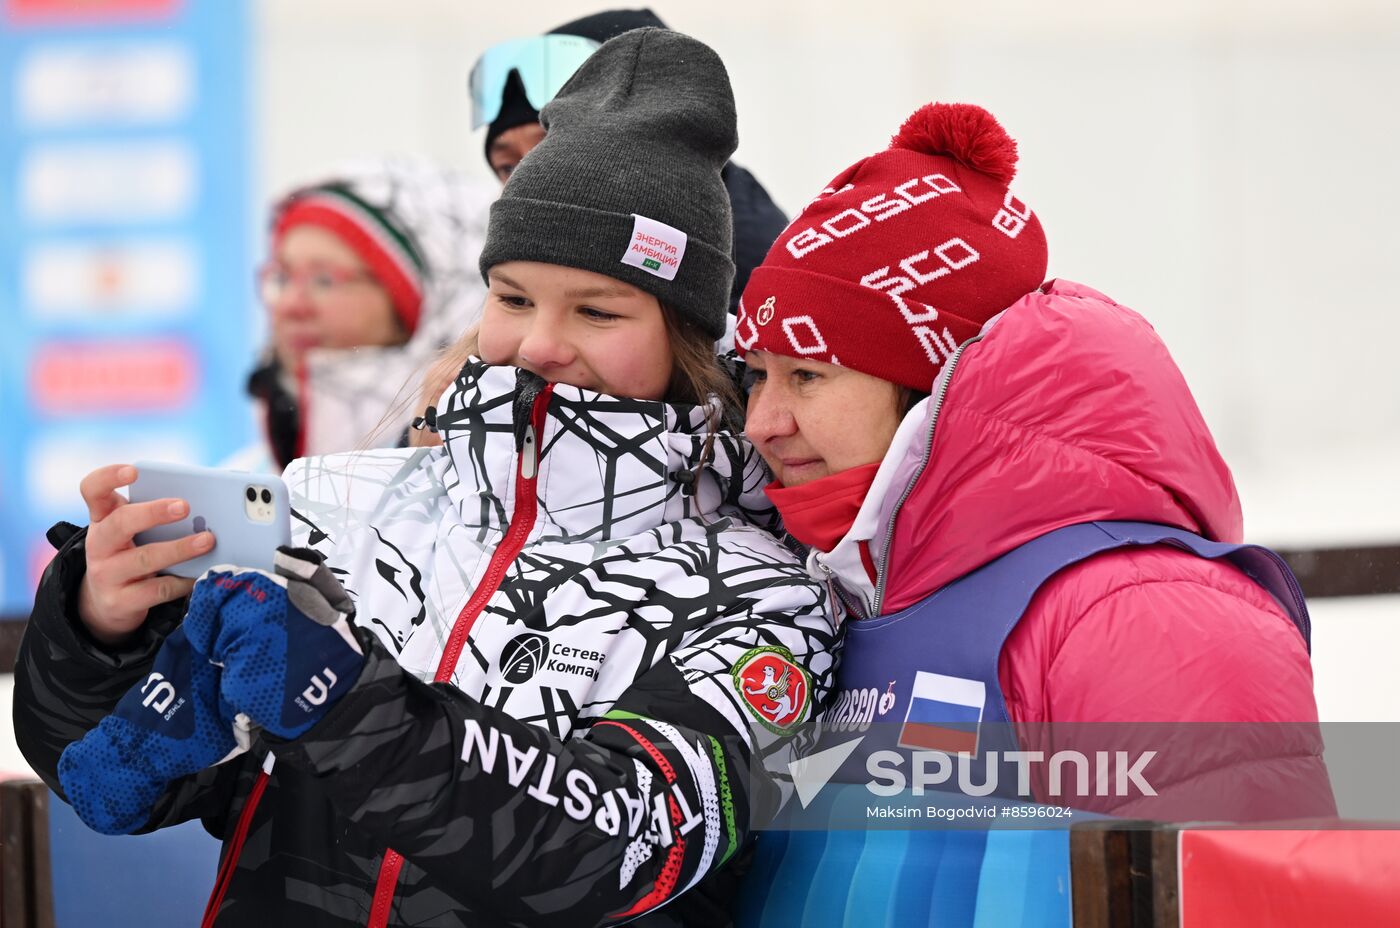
(992, 190, 1032, 239)
(859, 238, 979, 369)
(786, 173, 963, 260)
(824, 686, 879, 733)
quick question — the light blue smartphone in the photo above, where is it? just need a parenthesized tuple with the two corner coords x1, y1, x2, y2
(129, 461, 291, 579)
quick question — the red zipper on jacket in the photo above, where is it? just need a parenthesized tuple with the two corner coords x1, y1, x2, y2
(201, 765, 272, 928)
(366, 384, 553, 928)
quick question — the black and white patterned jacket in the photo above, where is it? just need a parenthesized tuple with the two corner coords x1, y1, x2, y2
(16, 361, 837, 927)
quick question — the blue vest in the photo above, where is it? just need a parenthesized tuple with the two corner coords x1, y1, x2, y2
(734, 521, 1310, 927)
(815, 520, 1309, 792)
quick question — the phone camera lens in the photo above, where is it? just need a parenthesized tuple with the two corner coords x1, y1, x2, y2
(260, 488, 272, 504)
(245, 487, 256, 502)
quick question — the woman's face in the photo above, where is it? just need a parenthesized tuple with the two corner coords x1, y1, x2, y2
(744, 351, 904, 487)
(479, 261, 673, 400)
(263, 224, 404, 369)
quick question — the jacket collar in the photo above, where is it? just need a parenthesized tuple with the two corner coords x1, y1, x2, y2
(435, 361, 778, 540)
(812, 279, 1243, 617)
(806, 387, 940, 619)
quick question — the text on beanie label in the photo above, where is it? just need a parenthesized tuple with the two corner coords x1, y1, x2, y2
(622, 213, 687, 281)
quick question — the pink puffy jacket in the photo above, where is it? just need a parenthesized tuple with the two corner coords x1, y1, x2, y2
(876, 279, 1334, 817)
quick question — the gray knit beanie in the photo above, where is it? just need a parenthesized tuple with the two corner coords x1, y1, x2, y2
(478, 27, 737, 339)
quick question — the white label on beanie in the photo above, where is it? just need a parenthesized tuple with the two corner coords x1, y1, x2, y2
(622, 214, 687, 282)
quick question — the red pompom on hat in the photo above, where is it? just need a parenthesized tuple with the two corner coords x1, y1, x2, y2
(889, 102, 1020, 185)
(736, 102, 1047, 392)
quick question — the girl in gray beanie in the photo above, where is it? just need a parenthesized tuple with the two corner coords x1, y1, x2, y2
(478, 22, 741, 342)
(23, 28, 836, 927)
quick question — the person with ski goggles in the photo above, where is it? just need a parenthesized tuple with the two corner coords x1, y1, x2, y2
(469, 8, 790, 316)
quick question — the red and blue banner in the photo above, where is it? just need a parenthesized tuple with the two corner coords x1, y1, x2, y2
(0, 0, 254, 617)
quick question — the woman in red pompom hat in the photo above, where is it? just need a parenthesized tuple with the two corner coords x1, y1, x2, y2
(734, 101, 1333, 919)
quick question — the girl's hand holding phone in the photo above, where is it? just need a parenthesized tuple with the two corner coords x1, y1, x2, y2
(76, 464, 214, 646)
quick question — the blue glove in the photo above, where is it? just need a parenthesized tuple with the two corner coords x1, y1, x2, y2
(183, 547, 363, 740)
(58, 626, 242, 835)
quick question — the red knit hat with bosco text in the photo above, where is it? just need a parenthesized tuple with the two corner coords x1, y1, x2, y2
(736, 103, 1047, 392)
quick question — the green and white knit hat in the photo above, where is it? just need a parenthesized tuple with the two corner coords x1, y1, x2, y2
(273, 182, 429, 333)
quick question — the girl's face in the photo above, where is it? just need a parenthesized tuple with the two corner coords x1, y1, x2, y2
(744, 351, 904, 487)
(479, 261, 674, 400)
(263, 224, 404, 369)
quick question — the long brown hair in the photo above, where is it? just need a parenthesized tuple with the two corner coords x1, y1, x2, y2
(404, 303, 739, 448)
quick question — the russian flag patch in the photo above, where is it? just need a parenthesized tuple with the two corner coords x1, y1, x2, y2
(896, 671, 986, 756)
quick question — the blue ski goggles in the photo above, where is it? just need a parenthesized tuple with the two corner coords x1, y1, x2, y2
(468, 34, 602, 129)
